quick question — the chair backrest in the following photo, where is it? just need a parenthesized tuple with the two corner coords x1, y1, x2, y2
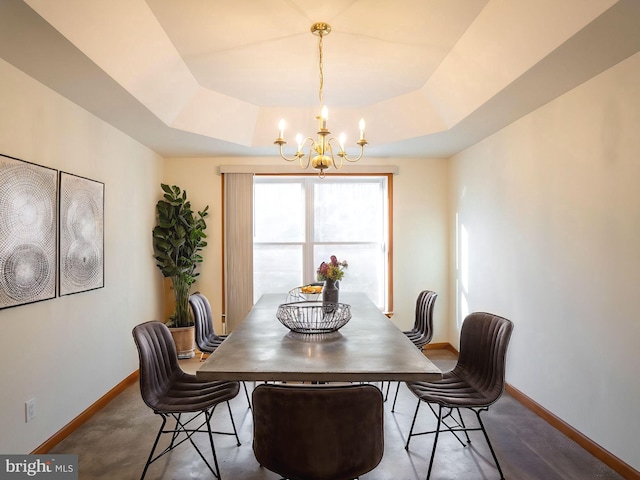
(252, 384, 384, 480)
(132, 321, 181, 411)
(414, 290, 437, 341)
(455, 312, 513, 405)
(189, 293, 221, 351)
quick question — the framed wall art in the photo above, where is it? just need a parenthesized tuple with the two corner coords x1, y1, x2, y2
(59, 172, 104, 296)
(0, 154, 58, 309)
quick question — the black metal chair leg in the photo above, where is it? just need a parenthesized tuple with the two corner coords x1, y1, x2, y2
(140, 415, 167, 480)
(404, 399, 421, 450)
(391, 382, 401, 411)
(169, 413, 181, 447)
(456, 408, 471, 444)
(475, 409, 505, 480)
(205, 410, 222, 480)
(226, 400, 241, 446)
(242, 382, 252, 409)
(425, 405, 443, 480)
(383, 381, 390, 401)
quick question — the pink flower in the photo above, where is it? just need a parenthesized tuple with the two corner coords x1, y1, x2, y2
(318, 262, 329, 276)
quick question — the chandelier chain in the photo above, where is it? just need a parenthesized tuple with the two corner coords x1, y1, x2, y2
(318, 32, 324, 105)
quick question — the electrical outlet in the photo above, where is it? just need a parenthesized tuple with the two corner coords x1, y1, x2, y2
(25, 398, 36, 423)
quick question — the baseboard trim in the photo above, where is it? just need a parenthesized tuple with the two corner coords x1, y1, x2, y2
(31, 370, 139, 454)
(424, 342, 458, 355)
(505, 384, 639, 480)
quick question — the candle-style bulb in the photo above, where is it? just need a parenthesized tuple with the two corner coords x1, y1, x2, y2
(319, 106, 328, 130)
(295, 133, 303, 151)
(339, 133, 346, 150)
(359, 118, 365, 140)
(278, 119, 286, 138)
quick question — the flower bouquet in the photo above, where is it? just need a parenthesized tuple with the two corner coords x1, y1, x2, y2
(317, 255, 348, 282)
(317, 255, 347, 303)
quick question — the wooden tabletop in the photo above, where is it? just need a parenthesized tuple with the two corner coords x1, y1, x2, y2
(196, 292, 442, 383)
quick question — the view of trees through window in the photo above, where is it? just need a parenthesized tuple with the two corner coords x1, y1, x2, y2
(253, 175, 389, 310)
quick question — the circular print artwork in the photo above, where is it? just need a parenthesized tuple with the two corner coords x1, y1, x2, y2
(0, 244, 52, 302)
(59, 173, 104, 295)
(0, 157, 57, 308)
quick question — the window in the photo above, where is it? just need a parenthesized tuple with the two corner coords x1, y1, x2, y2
(253, 175, 390, 310)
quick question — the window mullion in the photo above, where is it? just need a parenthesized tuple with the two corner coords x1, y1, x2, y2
(304, 178, 315, 284)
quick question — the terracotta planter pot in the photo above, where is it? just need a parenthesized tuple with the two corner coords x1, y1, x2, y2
(169, 326, 195, 359)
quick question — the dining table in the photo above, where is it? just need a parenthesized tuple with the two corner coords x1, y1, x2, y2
(196, 292, 442, 383)
(196, 292, 442, 382)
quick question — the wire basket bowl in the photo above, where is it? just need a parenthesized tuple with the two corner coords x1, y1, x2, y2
(286, 284, 323, 303)
(276, 301, 352, 334)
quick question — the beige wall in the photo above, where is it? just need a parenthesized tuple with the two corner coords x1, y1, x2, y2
(392, 158, 449, 341)
(0, 58, 164, 453)
(163, 157, 450, 341)
(449, 51, 640, 470)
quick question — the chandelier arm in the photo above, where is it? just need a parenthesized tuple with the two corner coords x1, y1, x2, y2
(298, 136, 317, 155)
(300, 152, 311, 169)
(323, 137, 342, 169)
(305, 150, 315, 171)
(298, 136, 317, 169)
(337, 141, 367, 163)
(275, 142, 306, 163)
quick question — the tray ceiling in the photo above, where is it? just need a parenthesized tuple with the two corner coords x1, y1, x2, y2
(1, 0, 640, 158)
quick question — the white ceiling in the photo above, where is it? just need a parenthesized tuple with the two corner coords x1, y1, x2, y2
(1, 0, 640, 158)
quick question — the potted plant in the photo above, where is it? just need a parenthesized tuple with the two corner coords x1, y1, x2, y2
(152, 184, 209, 358)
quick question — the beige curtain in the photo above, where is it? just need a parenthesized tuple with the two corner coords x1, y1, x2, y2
(223, 173, 254, 331)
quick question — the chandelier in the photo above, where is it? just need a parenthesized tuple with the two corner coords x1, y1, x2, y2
(275, 22, 367, 175)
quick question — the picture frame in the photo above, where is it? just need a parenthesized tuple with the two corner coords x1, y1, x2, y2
(0, 154, 58, 309)
(59, 172, 104, 296)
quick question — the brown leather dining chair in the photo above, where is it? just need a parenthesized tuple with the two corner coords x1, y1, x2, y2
(189, 292, 227, 360)
(252, 383, 384, 480)
(387, 289, 437, 410)
(404, 290, 437, 349)
(404, 312, 513, 480)
(132, 320, 241, 480)
(190, 292, 251, 407)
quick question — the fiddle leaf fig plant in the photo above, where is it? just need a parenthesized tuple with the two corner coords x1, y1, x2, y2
(152, 184, 209, 327)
